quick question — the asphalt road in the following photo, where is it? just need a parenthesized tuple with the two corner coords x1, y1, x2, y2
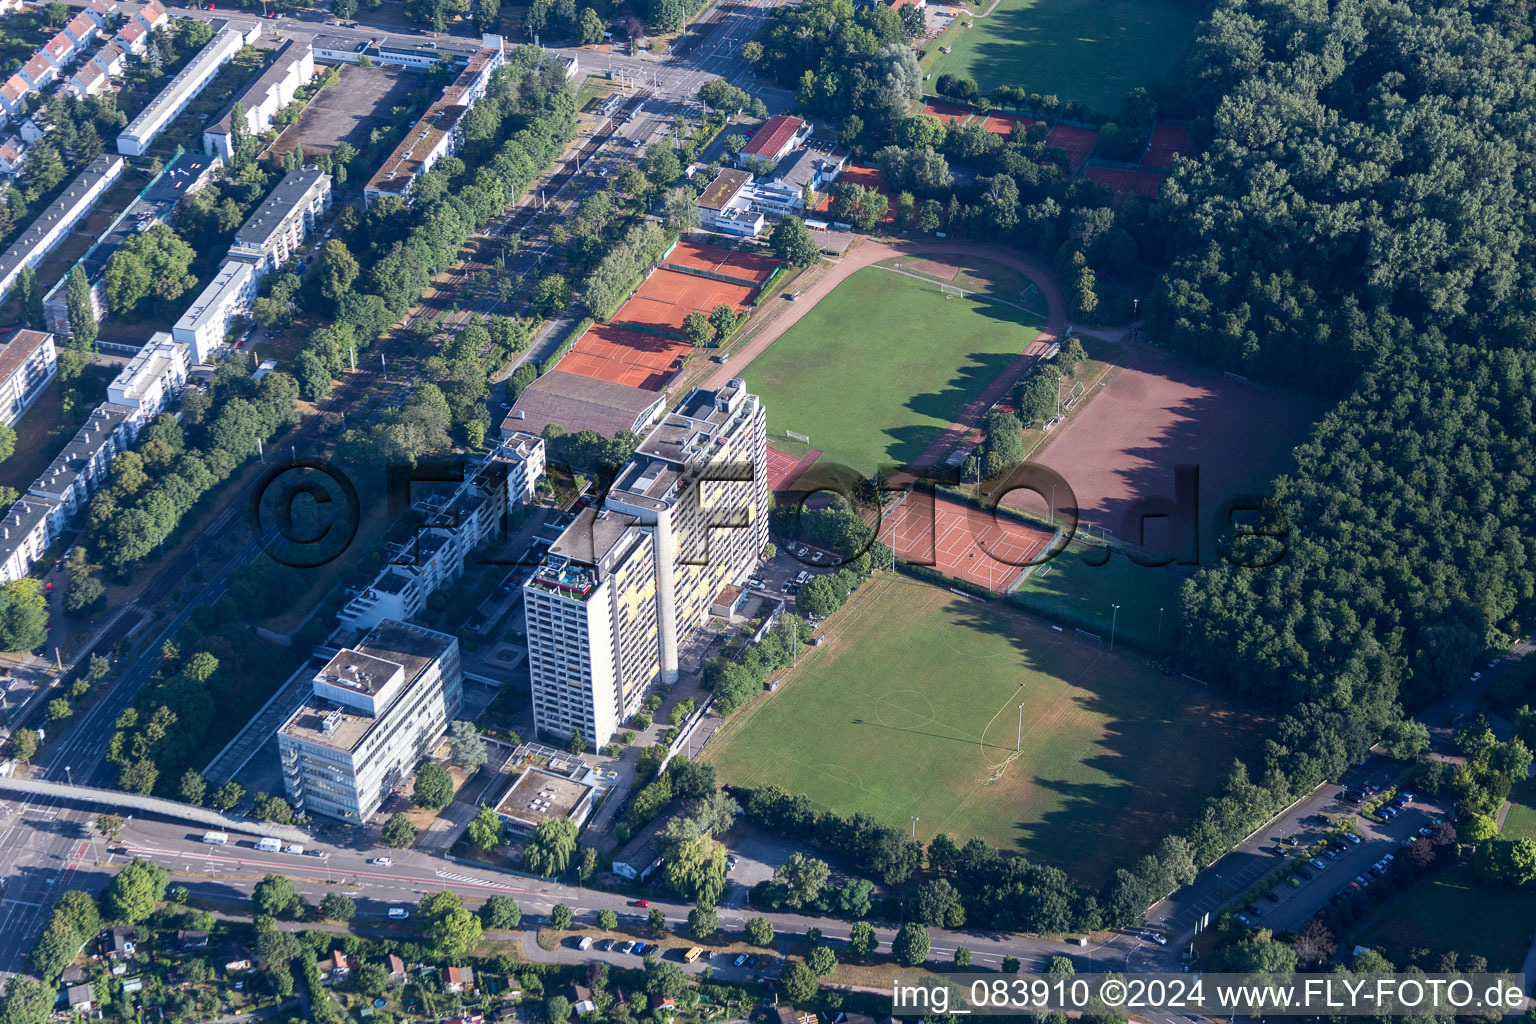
(94, 814, 1154, 978)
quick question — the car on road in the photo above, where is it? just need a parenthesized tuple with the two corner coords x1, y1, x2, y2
(388, 907, 410, 919)
(369, 857, 392, 866)
(1418, 826, 1432, 836)
(631, 899, 649, 907)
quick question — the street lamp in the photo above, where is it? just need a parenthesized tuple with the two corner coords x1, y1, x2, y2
(1016, 702, 1025, 752)
(1110, 604, 1121, 652)
(64, 765, 71, 787)
(1158, 606, 1165, 648)
(910, 816, 918, 840)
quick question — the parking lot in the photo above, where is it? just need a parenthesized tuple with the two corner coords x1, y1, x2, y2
(1151, 756, 1451, 945)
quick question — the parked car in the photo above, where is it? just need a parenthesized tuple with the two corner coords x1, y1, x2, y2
(734, 954, 749, 966)
(1310, 857, 1327, 870)
(632, 942, 649, 956)
(388, 907, 410, 919)
(620, 941, 636, 954)
(1345, 832, 1362, 844)
(1264, 891, 1280, 903)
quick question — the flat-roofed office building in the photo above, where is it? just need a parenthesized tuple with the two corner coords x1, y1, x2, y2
(276, 620, 462, 823)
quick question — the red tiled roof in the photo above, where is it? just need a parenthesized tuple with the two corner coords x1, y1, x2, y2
(741, 115, 804, 159)
(45, 32, 76, 60)
(66, 13, 98, 39)
(22, 55, 54, 80)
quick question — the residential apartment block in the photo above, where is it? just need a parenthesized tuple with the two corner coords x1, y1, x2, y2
(364, 34, 504, 205)
(277, 620, 462, 823)
(0, 154, 125, 302)
(0, 334, 188, 582)
(202, 39, 315, 161)
(44, 151, 222, 339)
(338, 435, 545, 633)
(117, 22, 259, 156)
(524, 380, 769, 744)
(173, 167, 330, 363)
(226, 166, 331, 272)
(0, 329, 57, 426)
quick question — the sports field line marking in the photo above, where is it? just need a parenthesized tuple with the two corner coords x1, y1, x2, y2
(936, 637, 1110, 835)
(871, 263, 1043, 319)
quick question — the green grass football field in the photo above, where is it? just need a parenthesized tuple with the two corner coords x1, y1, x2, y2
(742, 265, 1042, 475)
(705, 574, 1264, 887)
(921, 0, 1200, 112)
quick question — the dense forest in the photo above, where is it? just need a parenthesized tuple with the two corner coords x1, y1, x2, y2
(1161, 0, 1536, 714)
(1126, 0, 1536, 911)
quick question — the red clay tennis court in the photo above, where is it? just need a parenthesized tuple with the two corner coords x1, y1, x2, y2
(1086, 166, 1164, 199)
(556, 322, 692, 391)
(766, 446, 822, 491)
(615, 269, 759, 337)
(922, 100, 974, 125)
(811, 165, 896, 223)
(879, 494, 1056, 592)
(665, 239, 781, 287)
(1045, 124, 1100, 170)
(981, 112, 1046, 136)
(1143, 122, 1194, 170)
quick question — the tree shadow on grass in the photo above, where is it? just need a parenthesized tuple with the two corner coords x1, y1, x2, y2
(940, 597, 1263, 887)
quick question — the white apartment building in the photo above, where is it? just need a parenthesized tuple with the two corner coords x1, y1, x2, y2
(225, 166, 330, 272)
(0, 154, 125, 302)
(171, 257, 256, 365)
(117, 23, 258, 156)
(173, 166, 329, 363)
(338, 438, 542, 632)
(202, 39, 315, 161)
(0, 399, 141, 582)
(499, 429, 545, 506)
(524, 380, 769, 744)
(276, 620, 462, 823)
(363, 35, 504, 205)
(0, 329, 57, 426)
(107, 332, 188, 416)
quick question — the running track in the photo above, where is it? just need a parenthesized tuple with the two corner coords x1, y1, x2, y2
(701, 240, 1068, 476)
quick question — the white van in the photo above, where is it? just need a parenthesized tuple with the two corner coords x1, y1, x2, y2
(578, 936, 593, 950)
(282, 843, 304, 856)
(201, 831, 229, 845)
(388, 907, 410, 919)
(255, 837, 281, 853)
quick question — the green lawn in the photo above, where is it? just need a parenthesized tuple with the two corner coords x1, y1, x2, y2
(1354, 869, 1536, 971)
(743, 265, 1041, 474)
(921, 0, 1200, 113)
(1502, 779, 1536, 841)
(705, 574, 1264, 887)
